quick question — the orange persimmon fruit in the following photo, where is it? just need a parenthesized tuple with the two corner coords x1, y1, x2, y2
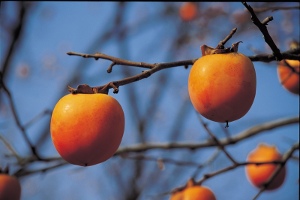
(245, 143, 286, 190)
(188, 44, 256, 124)
(179, 2, 198, 21)
(170, 179, 216, 200)
(0, 174, 21, 200)
(277, 59, 299, 95)
(50, 93, 125, 166)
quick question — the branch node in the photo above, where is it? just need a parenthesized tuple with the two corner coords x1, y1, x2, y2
(262, 16, 273, 25)
(68, 84, 95, 94)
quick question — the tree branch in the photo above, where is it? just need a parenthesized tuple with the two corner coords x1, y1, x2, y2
(242, 2, 282, 60)
(196, 142, 299, 186)
(13, 116, 298, 178)
(67, 48, 299, 94)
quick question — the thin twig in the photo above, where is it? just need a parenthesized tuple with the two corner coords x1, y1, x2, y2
(197, 115, 238, 165)
(0, 79, 39, 159)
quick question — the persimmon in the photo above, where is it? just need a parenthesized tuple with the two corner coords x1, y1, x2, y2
(50, 93, 125, 166)
(170, 179, 216, 200)
(188, 43, 256, 124)
(179, 2, 198, 21)
(245, 143, 286, 190)
(277, 59, 299, 95)
(277, 41, 300, 95)
(0, 174, 21, 200)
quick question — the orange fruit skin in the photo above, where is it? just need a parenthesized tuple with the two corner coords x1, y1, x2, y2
(277, 59, 300, 95)
(179, 2, 198, 21)
(188, 53, 256, 123)
(50, 93, 125, 166)
(170, 185, 216, 200)
(183, 186, 216, 200)
(170, 190, 183, 200)
(0, 174, 21, 200)
(245, 143, 286, 190)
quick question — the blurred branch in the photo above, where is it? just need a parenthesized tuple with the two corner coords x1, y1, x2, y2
(15, 161, 67, 178)
(196, 142, 299, 186)
(167, 142, 298, 197)
(0, 134, 20, 160)
(121, 154, 204, 168)
(191, 149, 220, 179)
(252, 5, 300, 13)
(242, 2, 282, 60)
(197, 115, 238, 164)
(13, 116, 298, 178)
(115, 116, 299, 154)
(0, 78, 40, 159)
(23, 109, 52, 129)
(1, 2, 33, 77)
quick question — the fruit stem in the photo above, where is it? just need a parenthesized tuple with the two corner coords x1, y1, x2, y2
(216, 27, 237, 49)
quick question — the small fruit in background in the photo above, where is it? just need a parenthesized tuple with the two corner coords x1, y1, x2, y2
(277, 41, 299, 95)
(0, 173, 21, 200)
(179, 2, 198, 21)
(50, 93, 125, 166)
(188, 43, 256, 124)
(245, 143, 286, 190)
(170, 178, 216, 200)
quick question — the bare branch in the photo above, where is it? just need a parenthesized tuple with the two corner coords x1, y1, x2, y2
(196, 142, 299, 186)
(242, 2, 282, 60)
(249, 48, 300, 62)
(115, 116, 299, 154)
(12, 116, 298, 178)
(66, 48, 299, 94)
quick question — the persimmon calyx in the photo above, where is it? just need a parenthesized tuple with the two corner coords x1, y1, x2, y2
(201, 41, 243, 56)
(68, 84, 98, 94)
(172, 178, 199, 194)
(186, 178, 199, 187)
(68, 83, 119, 94)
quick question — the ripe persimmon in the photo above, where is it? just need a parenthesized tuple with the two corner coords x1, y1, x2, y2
(277, 59, 299, 95)
(245, 143, 286, 190)
(179, 2, 198, 21)
(0, 174, 21, 200)
(170, 179, 216, 200)
(50, 93, 125, 166)
(188, 44, 256, 124)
